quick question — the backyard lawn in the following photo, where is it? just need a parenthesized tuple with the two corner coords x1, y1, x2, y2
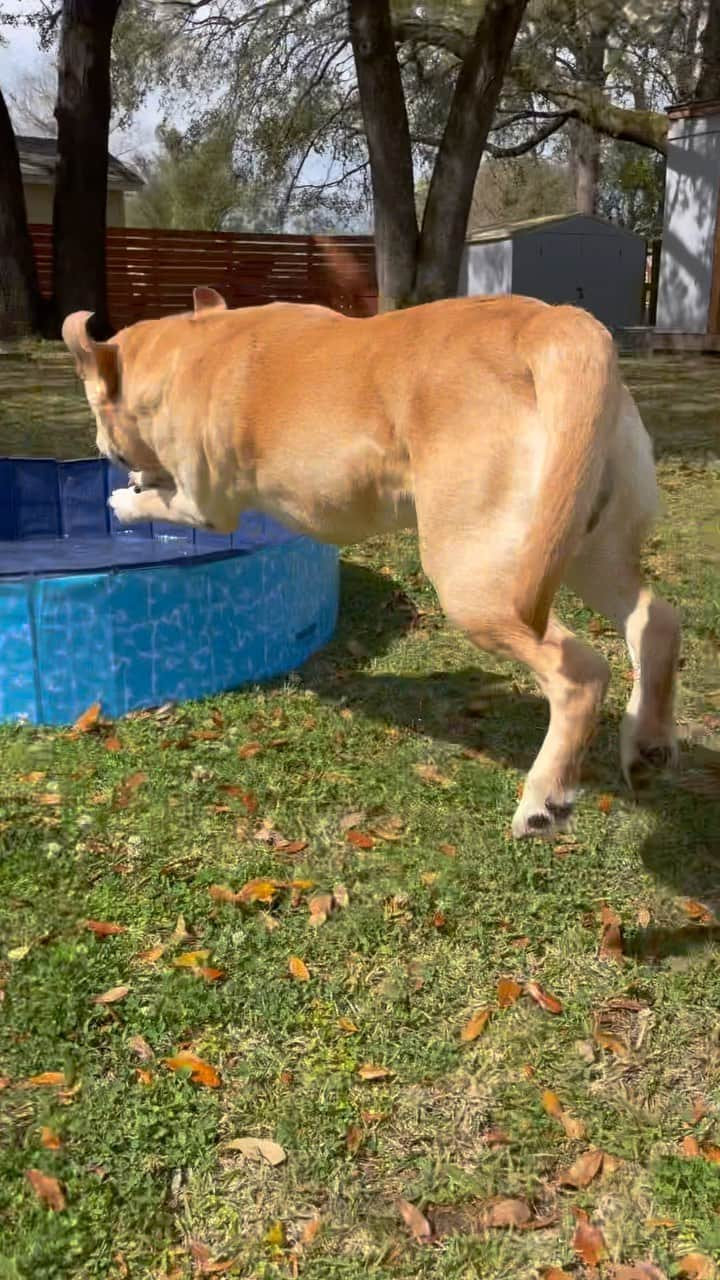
(0, 346, 719, 1279)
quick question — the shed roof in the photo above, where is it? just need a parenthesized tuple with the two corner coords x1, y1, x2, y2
(16, 134, 144, 191)
(466, 212, 638, 244)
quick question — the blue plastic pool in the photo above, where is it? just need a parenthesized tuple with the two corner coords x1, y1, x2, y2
(0, 457, 339, 725)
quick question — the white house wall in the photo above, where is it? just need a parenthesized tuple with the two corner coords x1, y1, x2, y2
(656, 113, 720, 334)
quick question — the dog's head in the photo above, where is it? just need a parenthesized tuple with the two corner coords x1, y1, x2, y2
(62, 288, 227, 468)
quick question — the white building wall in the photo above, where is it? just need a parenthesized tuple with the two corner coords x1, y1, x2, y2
(656, 110, 720, 334)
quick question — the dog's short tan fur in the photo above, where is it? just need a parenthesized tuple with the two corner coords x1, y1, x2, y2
(63, 289, 680, 837)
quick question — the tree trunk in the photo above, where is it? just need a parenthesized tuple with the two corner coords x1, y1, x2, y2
(414, 0, 529, 302)
(348, 0, 419, 310)
(51, 0, 121, 336)
(0, 86, 43, 339)
(570, 13, 608, 215)
(696, 0, 720, 100)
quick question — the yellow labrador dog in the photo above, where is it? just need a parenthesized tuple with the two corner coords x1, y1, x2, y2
(63, 289, 679, 838)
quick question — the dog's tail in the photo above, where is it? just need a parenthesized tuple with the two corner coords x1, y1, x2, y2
(514, 305, 620, 637)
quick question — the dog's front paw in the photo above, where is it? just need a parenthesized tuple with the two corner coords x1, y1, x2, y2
(109, 486, 145, 524)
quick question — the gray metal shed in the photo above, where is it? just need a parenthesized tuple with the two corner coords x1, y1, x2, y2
(459, 213, 646, 330)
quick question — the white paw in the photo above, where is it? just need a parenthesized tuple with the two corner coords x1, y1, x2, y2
(109, 486, 145, 524)
(511, 781, 576, 840)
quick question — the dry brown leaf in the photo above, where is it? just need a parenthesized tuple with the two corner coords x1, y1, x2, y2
(526, 982, 563, 1014)
(38, 793, 61, 806)
(542, 1270, 574, 1280)
(594, 1027, 629, 1057)
(188, 1238, 238, 1274)
(26, 1169, 66, 1211)
(346, 829, 374, 849)
(676, 1256, 716, 1280)
(542, 1090, 586, 1140)
(84, 919, 126, 937)
(438, 842, 457, 857)
(333, 883, 349, 909)
(397, 1197, 432, 1243)
(357, 1063, 393, 1081)
(136, 1068, 154, 1086)
(681, 1135, 701, 1158)
(225, 1136, 286, 1166)
(414, 762, 453, 787)
(346, 1123, 363, 1154)
(309, 893, 333, 927)
(273, 839, 308, 855)
(497, 978, 523, 1007)
(197, 966, 225, 983)
(558, 1148, 604, 1188)
(20, 771, 46, 784)
(73, 701, 101, 733)
(238, 740, 263, 759)
(680, 899, 715, 925)
(479, 1197, 532, 1228)
(692, 1096, 709, 1123)
(481, 1127, 510, 1147)
(164, 1052, 220, 1088)
(598, 793, 614, 814)
(39, 1127, 62, 1150)
(288, 956, 310, 982)
(299, 1218, 321, 1247)
(208, 884, 240, 904)
(128, 1034, 154, 1061)
(91, 985, 129, 1006)
(27, 1072, 66, 1087)
(105, 736, 122, 752)
(114, 771, 148, 808)
(573, 1209, 606, 1266)
(339, 810, 366, 832)
(238, 877, 285, 904)
(135, 944, 165, 964)
(461, 1008, 492, 1042)
(338, 1017, 359, 1034)
(599, 921, 625, 962)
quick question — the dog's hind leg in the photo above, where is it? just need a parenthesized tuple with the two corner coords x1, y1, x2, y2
(565, 392, 680, 787)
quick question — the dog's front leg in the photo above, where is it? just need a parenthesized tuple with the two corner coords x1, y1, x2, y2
(109, 485, 217, 530)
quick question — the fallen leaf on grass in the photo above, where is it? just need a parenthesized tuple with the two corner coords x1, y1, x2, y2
(542, 1090, 586, 1140)
(299, 1218, 321, 1248)
(526, 982, 563, 1014)
(340, 809, 366, 832)
(164, 1053, 220, 1088)
(104, 736, 122, 752)
(676, 1256, 716, 1280)
(338, 1017, 359, 1034)
(39, 1127, 62, 1150)
(209, 884, 240, 904)
(84, 920, 126, 937)
(188, 1238, 238, 1274)
(129, 1035, 154, 1061)
(238, 740, 263, 759)
(461, 1008, 491, 1042)
(288, 956, 310, 982)
(136, 1068, 154, 1086)
(134, 944, 165, 964)
(479, 1198, 532, 1227)
(333, 883, 349, 909)
(38, 793, 61, 806)
(481, 1127, 510, 1147)
(113, 772, 148, 808)
(497, 978, 523, 1007)
(225, 1136, 286, 1166)
(598, 793, 614, 814)
(573, 1209, 606, 1265)
(239, 877, 285, 904)
(558, 1148, 604, 1188)
(309, 893, 333, 927)
(20, 771, 45, 784)
(197, 966, 226, 982)
(680, 899, 715, 925)
(8, 945, 31, 960)
(599, 920, 625, 963)
(346, 829, 374, 849)
(692, 1096, 709, 1123)
(397, 1197, 432, 1243)
(438, 842, 457, 857)
(357, 1063, 393, 1081)
(26, 1169, 65, 1211)
(681, 1135, 701, 1157)
(174, 950, 211, 968)
(92, 985, 129, 1006)
(274, 839, 308, 855)
(27, 1072, 67, 1087)
(542, 1270, 574, 1280)
(73, 702, 101, 734)
(346, 1123, 363, 1154)
(593, 1026, 629, 1056)
(414, 763, 453, 787)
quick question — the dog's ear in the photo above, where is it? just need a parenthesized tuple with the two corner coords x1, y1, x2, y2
(193, 286, 227, 314)
(61, 311, 121, 400)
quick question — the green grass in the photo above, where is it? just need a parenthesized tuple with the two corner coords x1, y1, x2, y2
(0, 347, 719, 1279)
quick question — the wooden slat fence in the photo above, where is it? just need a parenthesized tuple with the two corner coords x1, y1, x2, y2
(30, 224, 378, 329)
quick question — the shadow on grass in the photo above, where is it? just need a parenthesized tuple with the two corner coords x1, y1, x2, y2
(304, 560, 720, 943)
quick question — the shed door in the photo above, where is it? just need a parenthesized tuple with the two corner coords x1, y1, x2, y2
(512, 232, 641, 328)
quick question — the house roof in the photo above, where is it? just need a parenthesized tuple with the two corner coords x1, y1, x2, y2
(466, 212, 637, 244)
(16, 134, 144, 191)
